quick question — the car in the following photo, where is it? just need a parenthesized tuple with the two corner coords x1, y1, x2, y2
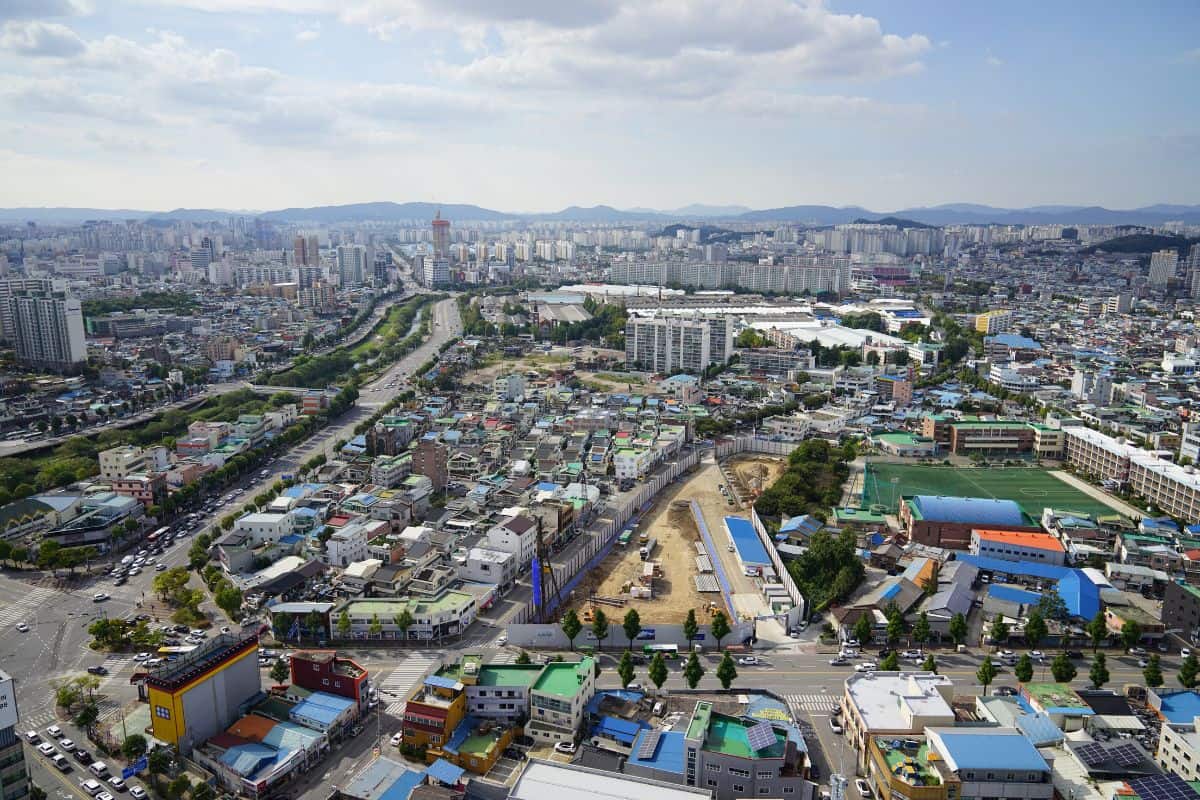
(738, 656, 760, 666)
(856, 779, 873, 797)
(789, 631, 801, 639)
(554, 742, 577, 755)
(1129, 647, 1147, 656)
(497, 633, 508, 646)
(189, 629, 205, 637)
(87, 666, 108, 676)
(97, 792, 115, 800)
(390, 733, 403, 748)
(133, 652, 151, 661)
(113, 577, 127, 586)
(59, 738, 75, 750)
(830, 718, 844, 734)
(901, 650, 923, 659)
(81, 779, 103, 796)
(47, 725, 62, 738)
(16, 622, 29, 632)
(74, 749, 92, 763)
(220, 626, 232, 634)
(845, 638, 860, 647)
(999, 649, 1015, 658)
(1139, 659, 1150, 668)
(1030, 650, 1045, 660)
(127, 568, 141, 576)
(829, 657, 849, 666)
(992, 686, 1019, 697)
(51, 754, 72, 772)
(155, 564, 167, 571)
(1183, 648, 1193, 659)
(129, 788, 147, 800)
(37, 742, 56, 756)
(1066, 650, 1085, 660)
(877, 649, 892, 659)
(24, 731, 39, 743)
(855, 662, 878, 672)
(92, 593, 109, 602)
(107, 777, 127, 792)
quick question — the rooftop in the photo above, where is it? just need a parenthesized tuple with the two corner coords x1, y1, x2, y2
(876, 739, 940, 787)
(510, 760, 710, 800)
(1023, 683, 1093, 714)
(703, 713, 786, 759)
(532, 658, 593, 698)
(908, 495, 1026, 526)
(974, 529, 1066, 552)
(927, 727, 1049, 773)
(1154, 690, 1200, 725)
(845, 672, 955, 733)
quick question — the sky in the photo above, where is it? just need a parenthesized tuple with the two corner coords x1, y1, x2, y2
(0, 0, 1197, 213)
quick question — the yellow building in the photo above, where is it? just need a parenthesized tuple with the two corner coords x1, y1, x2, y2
(974, 310, 1012, 335)
(867, 737, 953, 800)
(145, 636, 261, 752)
(401, 676, 467, 750)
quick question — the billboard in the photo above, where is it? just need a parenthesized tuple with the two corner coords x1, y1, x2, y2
(0, 673, 17, 729)
(531, 556, 542, 609)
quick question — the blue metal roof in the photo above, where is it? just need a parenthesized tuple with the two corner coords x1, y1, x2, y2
(985, 333, 1043, 350)
(725, 516, 770, 566)
(912, 496, 1025, 526)
(378, 770, 425, 800)
(219, 743, 277, 776)
(585, 689, 644, 716)
(935, 730, 1048, 772)
(987, 585, 1043, 606)
(592, 715, 649, 744)
(1016, 713, 1064, 746)
(780, 514, 822, 535)
(626, 730, 686, 774)
(423, 675, 463, 691)
(957, 554, 1100, 618)
(425, 759, 465, 786)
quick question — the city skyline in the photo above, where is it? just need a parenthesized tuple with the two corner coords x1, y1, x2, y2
(1, 1, 1197, 212)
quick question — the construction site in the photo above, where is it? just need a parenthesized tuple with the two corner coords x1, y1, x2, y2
(565, 454, 782, 626)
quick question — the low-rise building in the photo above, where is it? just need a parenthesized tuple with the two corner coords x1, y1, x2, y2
(969, 529, 1067, 565)
(528, 657, 596, 744)
(842, 672, 955, 770)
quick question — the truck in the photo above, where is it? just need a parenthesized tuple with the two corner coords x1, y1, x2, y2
(618, 530, 633, 547)
(640, 538, 657, 560)
(638, 529, 650, 544)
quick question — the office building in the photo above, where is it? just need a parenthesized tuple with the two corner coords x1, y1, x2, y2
(422, 256, 451, 287)
(1149, 249, 1179, 289)
(294, 235, 320, 267)
(7, 290, 87, 373)
(0, 669, 29, 800)
(336, 245, 368, 288)
(146, 634, 262, 753)
(289, 651, 370, 712)
(432, 211, 450, 258)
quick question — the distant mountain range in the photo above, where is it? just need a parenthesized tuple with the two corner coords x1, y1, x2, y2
(2, 201, 1199, 226)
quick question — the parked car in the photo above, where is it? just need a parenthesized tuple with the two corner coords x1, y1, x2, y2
(1128, 647, 1147, 656)
(829, 657, 849, 666)
(389, 733, 403, 748)
(87, 666, 108, 676)
(856, 779, 873, 797)
(1066, 650, 1085, 660)
(129, 787, 148, 800)
(59, 739, 75, 751)
(37, 742, 56, 757)
(16, 622, 29, 632)
(830, 718, 844, 734)
(92, 593, 109, 603)
(855, 662, 878, 672)
(738, 656, 760, 666)
(901, 650, 922, 660)
(24, 731, 39, 743)
(46, 725, 62, 738)
(554, 742, 577, 755)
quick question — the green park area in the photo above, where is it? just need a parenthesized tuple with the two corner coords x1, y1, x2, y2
(861, 463, 1117, 519)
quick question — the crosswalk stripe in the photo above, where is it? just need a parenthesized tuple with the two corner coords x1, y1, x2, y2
(783, 693, 840, 714)
(380, 651, 440, 714)
(0, 588, 59, 629)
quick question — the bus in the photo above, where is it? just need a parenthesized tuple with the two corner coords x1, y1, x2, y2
(617, 529, 633, 546)
(642, 644, 679, 659)
(147, 526, 170, 544)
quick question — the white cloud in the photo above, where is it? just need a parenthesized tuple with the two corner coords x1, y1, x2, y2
(0, 0, 91, 21)
(295, 28, 320, 42)
(985, 50, 1003, 67)
(0, 20, 86, 57)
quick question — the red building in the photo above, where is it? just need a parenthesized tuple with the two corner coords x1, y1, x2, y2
(290, 650, 370, 712)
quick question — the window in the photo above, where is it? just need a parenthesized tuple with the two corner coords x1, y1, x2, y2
(784, 789, 795, 795)
(733, 785, 745, 793)
(759, 789, 771, 795)
(707, 780, 717, 788)
(154, 705, 171, 719)
(322, 679, 329, 685)
(729, 768, 750, 778)
(758, 772, 774, 780)
(707, 765, 720, 773)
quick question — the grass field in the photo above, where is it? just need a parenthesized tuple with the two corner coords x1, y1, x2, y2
(861, 463, 1117, 518)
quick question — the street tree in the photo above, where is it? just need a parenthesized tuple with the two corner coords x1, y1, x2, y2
(1015, 654, 1034, 683)
(368, 614, 383, 638)
(592, 609, 610, 651)
(1090, 652, 1110, 689)
(879, 652, 899, 671)
(711, 611, 731, 650)
(336, 610, 352, 638)
(1121, 620, 1143, 651)
(683, 609, 699, 649)
(1023, 611, 1048, 650)
(1051, 652, 1078, 682)
(716, 651, 738, 690)
(617, 650, 635, 688)
(684, 652, 705, 689)
(1144, 654, 1164, 688)
(648, 653, 668, 690)
(1087, 611, 1107, 651)
(988, 617, 1009, 647)
(949, 613, 969, 646)
(912, 612, 931, 647)
(977, 656, 998, 694)
(270, 659, 290, 684)
(393, 610, 414, 642)
(622, 609, 642, 650)
(1181, 653, 1199, 688)
(921, 654, 938, 674)
(853, 614, 873, 646)
(561, 610, 582, 651)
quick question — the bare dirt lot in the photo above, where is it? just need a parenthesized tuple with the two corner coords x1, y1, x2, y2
(567, 454, 782, 624)
(729, 456, 786, 501)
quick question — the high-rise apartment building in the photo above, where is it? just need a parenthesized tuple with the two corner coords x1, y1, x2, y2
(625, 315, 731, 374)
(0, 277, 55, 341)
(431, 211, 450, 258)
(8, 290, 87, 373)
(1149, 249, 1179, 289)
(0, 669, 30, 800)
(422, 256, 451, 287)
(412, 437, 448, 490)
(336, 244, 368, 287)
(293, 234, 321, 267)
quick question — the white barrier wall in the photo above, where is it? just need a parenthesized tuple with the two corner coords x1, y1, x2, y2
(504, 619, 756, 651)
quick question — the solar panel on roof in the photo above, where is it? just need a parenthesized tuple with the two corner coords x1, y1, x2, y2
(1129, 774, 1200, 800)
(1077, 743, 1108, 766)
(746, 721, 776, 752)
(637, 730, 663, 760)
(1111, 743, 1143, 768)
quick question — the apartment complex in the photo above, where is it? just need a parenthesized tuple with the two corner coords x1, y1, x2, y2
(7, 290, 87, 373)
(625, 315, 733, 374)
(0, 670, 29, 800)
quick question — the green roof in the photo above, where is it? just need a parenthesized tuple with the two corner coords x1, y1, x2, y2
(703, 713, 785, 759)
(951, 420, 1032, 429)
(532, 658, 593, 698)
(834, 507, 888, 524)
(475, 665, 542, 688)
(344, 592, 472, 617)
(687, 701, 713, 740)
(1024, 682, 1089, 710)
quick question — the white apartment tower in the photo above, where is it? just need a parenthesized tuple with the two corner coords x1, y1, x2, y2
(336, 244, 368, 287)
(8, 291, 87, 373)
(1149, 249, 1179, 289)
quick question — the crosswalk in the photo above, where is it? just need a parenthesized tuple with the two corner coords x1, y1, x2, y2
(379, 652, 440, 714)
(0, 587, 60, 630)
(783, 693, 840, 714)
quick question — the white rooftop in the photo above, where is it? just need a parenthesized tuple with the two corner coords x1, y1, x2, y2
(845, 671, 955, 732)
(510, 760, 708, 800)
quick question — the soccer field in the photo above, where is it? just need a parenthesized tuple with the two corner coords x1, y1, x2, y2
(861, 463, 1117, 519)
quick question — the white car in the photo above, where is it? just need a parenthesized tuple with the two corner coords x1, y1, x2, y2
(830, 718, 844, 734)
(82, 780, 104, 796)
(1128, 647, 1147, 656)
(133, 652, 151, 661)
(737, 656, 760, 666)
(1184, 648, 1193, 659)
(497, 633, 508, 646)
(46, 725, 62, 738)
(24, 731, 39, 743)
(855, 662, 878, 672)
(155, 564, 167, 571)
(59, 738, 74, 750)
(107, 777, 127, 792)
(390, 732, 403, 747)
(554, 742, 577, 754)
(37, 742, 56, 756)
(901, 650, 923, 660)
(92, 593, 109, 602)
(97, 792, 115, 800)
(856, 779, 873, 798)
(1030, 650, 1045, 660)
(16, 622, 29, 632)
(129, 788, 147, 800)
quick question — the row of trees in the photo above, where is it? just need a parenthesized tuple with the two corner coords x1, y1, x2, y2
(558, 607, 734, 652)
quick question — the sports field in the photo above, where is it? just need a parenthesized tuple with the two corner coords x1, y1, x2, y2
(861, 463, 1117, 518)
